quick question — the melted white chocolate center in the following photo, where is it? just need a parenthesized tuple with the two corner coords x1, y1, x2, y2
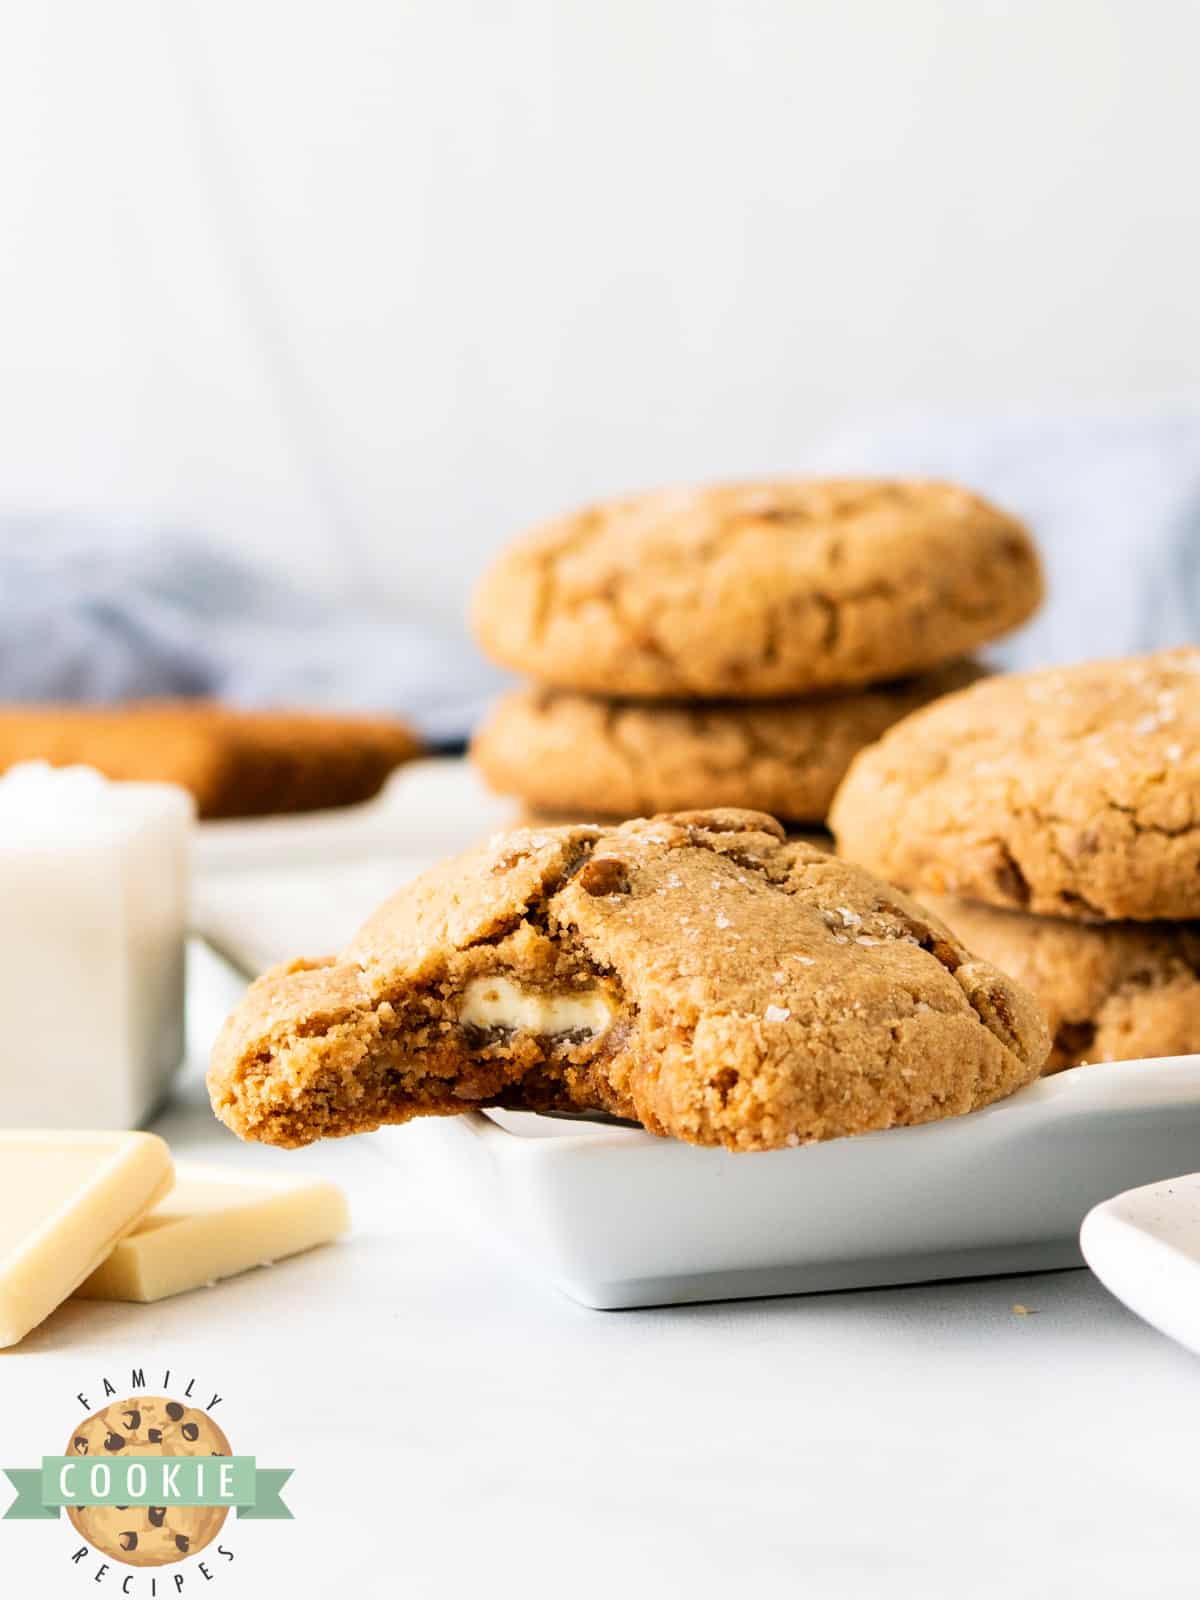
(459, 976, 616, 1036)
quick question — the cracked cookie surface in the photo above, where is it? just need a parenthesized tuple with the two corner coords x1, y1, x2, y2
(831, 649, 1200, 922)
(471, 479, 1041, 698)
(517, 810, 834, 853)
(926, 895, 1200, 1073)
(208, 808, 1048, 1153)
(473, 662, 983, 823)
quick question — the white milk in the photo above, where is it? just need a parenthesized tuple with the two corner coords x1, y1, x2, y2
(0, 763, 193, 1129)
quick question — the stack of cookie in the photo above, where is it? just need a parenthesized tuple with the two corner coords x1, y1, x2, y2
(469, 479, 1043, 830)
(831, 649, 1200, 1072)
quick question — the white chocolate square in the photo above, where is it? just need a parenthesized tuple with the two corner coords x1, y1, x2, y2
(75, 1165, 349, 1303)
(0, 1131, 174, 1347)
(459, 976, 616, 1037)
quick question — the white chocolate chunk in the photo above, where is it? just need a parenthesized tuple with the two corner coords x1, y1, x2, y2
(0, 1131, 174, 1347)
(459, 975, 616, 1037)
(75, 1165, 349, 1303)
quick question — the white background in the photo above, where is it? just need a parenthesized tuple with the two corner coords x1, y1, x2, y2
(2, 0, 1198, 622)
(5, 16, 1200, 1594)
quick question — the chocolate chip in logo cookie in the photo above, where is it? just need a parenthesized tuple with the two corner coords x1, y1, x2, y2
(147, 1429, 162, 1443)
(175, 1535, 190, 1554)
(148, 1506, 166, 1528)
(103, 1431, 126, 1452)
(73, 1436, 89, 1455)
(122, 1409, 140, 1431)
(119, 1531, 138, 1553)
(165, 1402, 184, 1421)
(181, 1422, 200, 1442)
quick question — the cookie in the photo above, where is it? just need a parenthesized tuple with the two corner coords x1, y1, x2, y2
(473, 662, 984, 823)
(208, 808, 1048, 1153)
(517, 809, 834, 852)
(65, 1396, 231, 1567)
(471, 480, 1040, 698)
(831, 649, 1200, 922)
(0, 702, 420, 818)
(925, 895, 1200, 1073)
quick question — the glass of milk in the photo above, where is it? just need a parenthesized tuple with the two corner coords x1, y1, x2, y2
(0, 763, 193, 1129)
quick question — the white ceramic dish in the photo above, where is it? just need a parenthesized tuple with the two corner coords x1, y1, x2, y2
(190, 761, 1200, 1313)
(1081, 1171, 1200, 1356)
(375, 1054, 1200, 1308)
(193, 757, 510, 875)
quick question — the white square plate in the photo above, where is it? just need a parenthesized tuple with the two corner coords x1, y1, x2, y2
(375, 1055, 1200, 1308)
(189, 760, 1200, 1312)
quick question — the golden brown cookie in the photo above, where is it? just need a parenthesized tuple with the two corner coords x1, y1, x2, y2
(831, 649, 1200, 922)
(924, 895, 1200, 1074)
(516, 808, 833, 852)
(473, 662, 984, 823)
(208, 809, 1048, 1153)
(66, 1396, 230, 1567)
(0, 701, 420, 818)
(471, 479, 1040, 698)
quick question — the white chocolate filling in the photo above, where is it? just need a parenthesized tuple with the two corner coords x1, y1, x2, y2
(459, 976, 616, 1037)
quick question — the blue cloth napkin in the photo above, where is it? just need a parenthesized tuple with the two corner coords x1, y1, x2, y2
(0, 522, 501, 745)
(1, 413, 1196, 742)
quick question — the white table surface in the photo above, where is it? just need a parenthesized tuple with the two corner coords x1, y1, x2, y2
(6, 762, 1200, 1599)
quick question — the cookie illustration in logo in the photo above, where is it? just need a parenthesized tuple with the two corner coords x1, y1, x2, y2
(65, 1397, 231, 1567)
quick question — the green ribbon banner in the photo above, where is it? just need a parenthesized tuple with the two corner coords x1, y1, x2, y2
(4, 1458, 292, 1521)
